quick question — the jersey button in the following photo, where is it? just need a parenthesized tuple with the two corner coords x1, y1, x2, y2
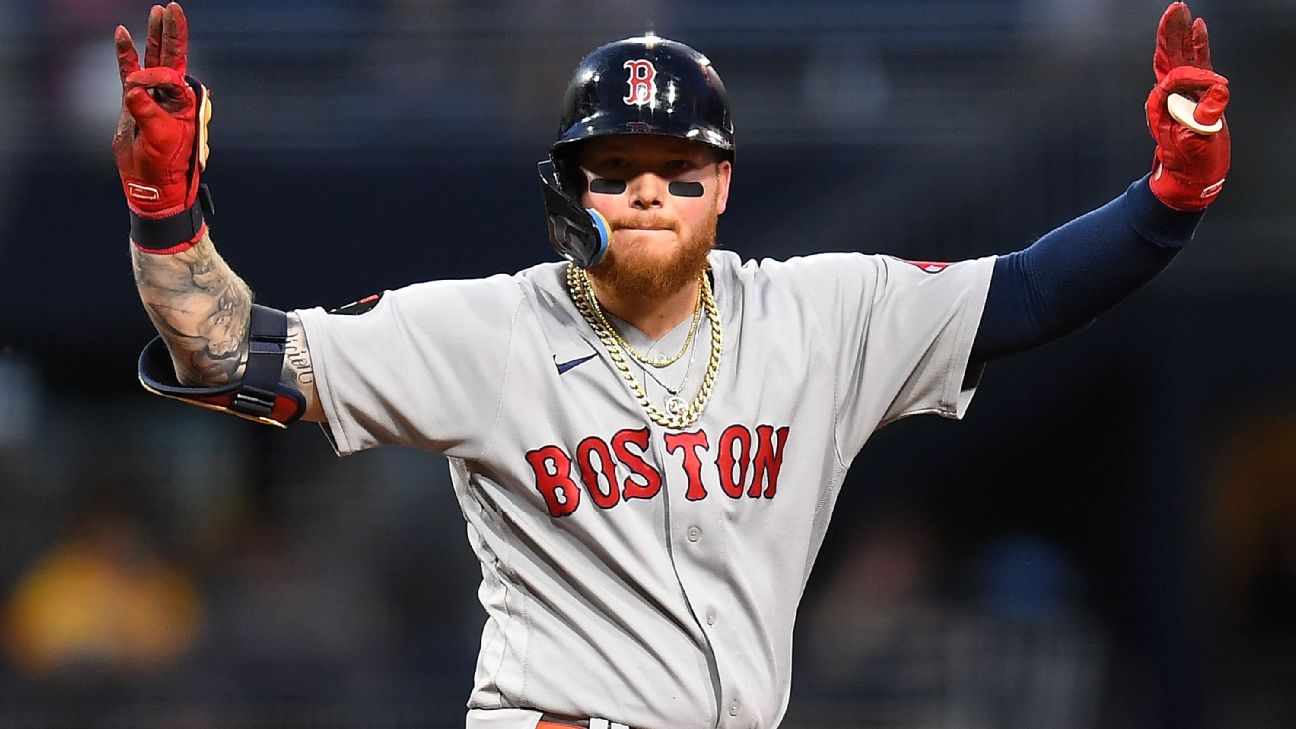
(686, 525, 701, 542)
(729, 700, 740, 716)
(705, 610, 716, 625)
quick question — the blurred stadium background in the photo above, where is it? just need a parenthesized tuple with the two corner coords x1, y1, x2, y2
(1, 0, 1294, 727)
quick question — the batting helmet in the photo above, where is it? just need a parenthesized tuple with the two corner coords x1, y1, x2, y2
(539, 34, 735, 268)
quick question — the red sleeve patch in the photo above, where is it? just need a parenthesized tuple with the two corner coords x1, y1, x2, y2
(898, 259, 952, 274)
(328, 293, 383, 315)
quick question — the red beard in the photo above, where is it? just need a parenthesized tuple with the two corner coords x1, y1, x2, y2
(589, 204, 718, 300)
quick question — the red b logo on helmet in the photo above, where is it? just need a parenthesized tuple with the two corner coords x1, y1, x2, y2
(623, 59, 657, 107)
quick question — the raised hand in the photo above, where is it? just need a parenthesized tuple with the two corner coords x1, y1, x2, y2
(1145, 2, 1230, 211)
(112, 2, 212, 244)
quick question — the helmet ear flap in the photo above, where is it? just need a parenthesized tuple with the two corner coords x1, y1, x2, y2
(538, 157, 610, 269)
(552, 147, 586, 197)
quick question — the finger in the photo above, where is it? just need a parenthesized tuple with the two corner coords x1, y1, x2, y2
(115, 26, 141, 84)
(160, 2, 189, 75)
(125, 65, 193, 111)
(1158, 66, 1229, 131)
(1179, 8, 1197, 67)
(145, 4, 164, 68)
(1191, 17, 1213, 71)
(1160, 65, 1227, 92)
(1154, 2, 1191, 80)
(1194, 79, 1229, 126)
(126, 66, 188, 89)
(124, 86, 173, 140)
(1166, 93, 1222, 134)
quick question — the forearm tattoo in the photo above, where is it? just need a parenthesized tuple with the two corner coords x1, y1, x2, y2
(282, 314, 316, 389)
(131, 233, 253, 386)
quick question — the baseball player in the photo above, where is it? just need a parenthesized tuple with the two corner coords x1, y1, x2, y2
(115, 3, 1229, 727)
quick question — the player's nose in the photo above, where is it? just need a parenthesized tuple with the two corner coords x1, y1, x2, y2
(628, 172, 666, 210)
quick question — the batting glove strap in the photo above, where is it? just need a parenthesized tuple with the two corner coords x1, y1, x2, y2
(138, 304, 307, 427)
(130, 184, 213, 253)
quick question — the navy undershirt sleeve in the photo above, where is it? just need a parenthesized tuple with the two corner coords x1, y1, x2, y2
(970, 175, 1206, 362)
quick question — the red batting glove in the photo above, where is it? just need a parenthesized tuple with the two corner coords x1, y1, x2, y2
(1145, 2, 1230, 212)
(112, 3, 213, 250)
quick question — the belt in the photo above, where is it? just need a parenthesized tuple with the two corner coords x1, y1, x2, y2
(537, 715, 630, 729)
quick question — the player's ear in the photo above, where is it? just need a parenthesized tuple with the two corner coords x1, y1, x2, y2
(714, 159, 732, 215)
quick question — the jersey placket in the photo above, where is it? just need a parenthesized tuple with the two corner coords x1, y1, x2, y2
(638, 316, 752, 728)
(648, 424, 730, 728)
(619, 316, 731, 727)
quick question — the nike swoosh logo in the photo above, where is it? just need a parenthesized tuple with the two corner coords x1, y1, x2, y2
(554, 353, 598, 375)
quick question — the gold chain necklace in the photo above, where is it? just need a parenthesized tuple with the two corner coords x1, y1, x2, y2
(638, 329, 699, 397)
(567, 264, 723, 429)
(580, 272, 702, 368)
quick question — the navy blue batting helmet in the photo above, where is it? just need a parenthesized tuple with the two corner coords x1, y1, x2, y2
(551, 34, 735, 161)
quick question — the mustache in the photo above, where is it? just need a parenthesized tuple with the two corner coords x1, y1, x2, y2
(611, 215, 679, 233)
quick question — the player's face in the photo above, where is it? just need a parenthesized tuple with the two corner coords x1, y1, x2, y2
(578, 136, 732, 299)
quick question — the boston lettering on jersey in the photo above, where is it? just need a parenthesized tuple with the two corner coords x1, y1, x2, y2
(525, 424, 791, 517)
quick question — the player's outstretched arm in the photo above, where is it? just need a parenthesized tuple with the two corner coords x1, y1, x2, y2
(117, 4, 322, 424)
(971, 2, 1229, 362)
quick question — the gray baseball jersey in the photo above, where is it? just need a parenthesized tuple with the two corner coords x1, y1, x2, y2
(293, 248, 995, 729)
